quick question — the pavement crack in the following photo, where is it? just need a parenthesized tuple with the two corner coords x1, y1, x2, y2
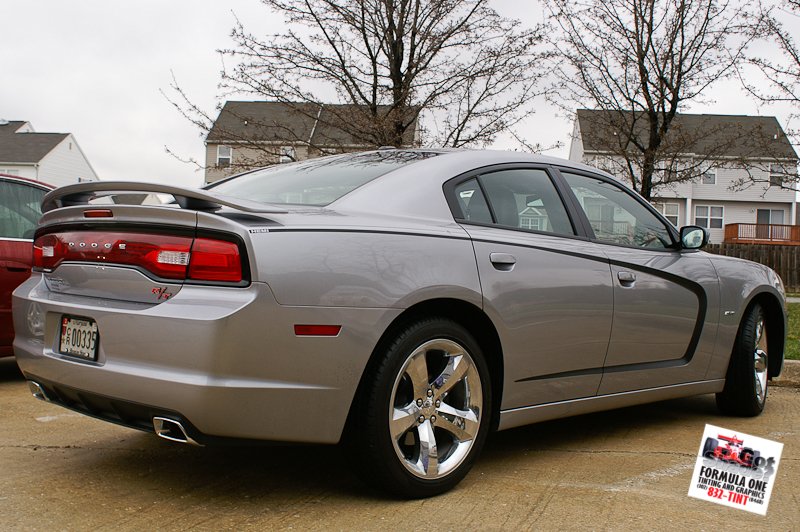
(540, 449, 695, 458)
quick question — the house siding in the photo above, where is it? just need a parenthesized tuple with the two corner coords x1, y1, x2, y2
(37, 135, 98, 186)
(0, 165, 36, 179)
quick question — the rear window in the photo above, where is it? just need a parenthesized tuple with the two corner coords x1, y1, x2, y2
(208, 151, 438, 206)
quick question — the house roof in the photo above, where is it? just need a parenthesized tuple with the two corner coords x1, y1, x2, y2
(207, 101, 418, 146)
(0, 121, 68, 163)
(576, 109, 798, 160)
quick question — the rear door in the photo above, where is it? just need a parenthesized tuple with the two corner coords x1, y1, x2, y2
(446, 166, 614, 410)
(557, 169, 720, 394)
(0, 178, 49, 354)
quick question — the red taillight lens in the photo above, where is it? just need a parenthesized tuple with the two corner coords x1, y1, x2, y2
(188, 238, 242, 282)
(33, 231, 243, 283)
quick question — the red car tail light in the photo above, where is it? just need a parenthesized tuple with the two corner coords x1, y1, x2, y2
(188, 238, 242, 283)
(33, 231, 244, 283)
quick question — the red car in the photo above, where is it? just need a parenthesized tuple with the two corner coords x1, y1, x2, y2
(703, 434, 760, 469)
(0, 174, 53, 357)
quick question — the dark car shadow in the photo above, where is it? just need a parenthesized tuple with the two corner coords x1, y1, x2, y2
(0, 357, 24, 382)
(87, 434, 380, 501)
(481, 394, 720, 463)
(76, 394, 721, 502)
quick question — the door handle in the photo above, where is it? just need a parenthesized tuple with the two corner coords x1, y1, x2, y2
(489, 253, 516, 271)
(5, 262, 30, 273)
(617, 271, 636, 285)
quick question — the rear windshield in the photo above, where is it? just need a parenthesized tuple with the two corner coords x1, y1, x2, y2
(208, 151, 438, 206)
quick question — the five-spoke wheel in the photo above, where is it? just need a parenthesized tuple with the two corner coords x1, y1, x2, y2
(350, 318, 491, 498)
(390, 339, 483, 479)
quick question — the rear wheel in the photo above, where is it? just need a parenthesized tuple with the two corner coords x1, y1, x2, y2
(350, 318, 491, 498)
(716, 303, 768, 417)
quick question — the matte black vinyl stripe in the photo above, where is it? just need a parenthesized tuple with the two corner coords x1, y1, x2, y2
(515, 356, 698, 383)
(516, 367, 604, 383)
(267, 227, 471, 241)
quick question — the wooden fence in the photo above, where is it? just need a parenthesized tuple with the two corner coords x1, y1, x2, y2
(705, 243, 800, 292)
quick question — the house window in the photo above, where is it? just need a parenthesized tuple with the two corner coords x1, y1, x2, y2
(769, 162, 799, 187)
(519, 212, 543, 231)
(279, 146, 296, 164)
(695, 205, 723, 229)
(654, 202, 679, 226)
(756, 209, 784, 225)
(700, 168, 716, 185)
(594, 156, 612, 172)
(217, 145, 232, 168)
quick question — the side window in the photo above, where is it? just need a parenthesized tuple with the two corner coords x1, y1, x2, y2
(562, 172, 674, 249)
(478, 169, 574, 236)
(0, 181, 46, 239)
(453, 178, 493, 224)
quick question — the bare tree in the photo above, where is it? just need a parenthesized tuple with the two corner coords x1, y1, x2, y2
(168, 0, 547, 171)
(745, 1, 800, 108)
(545, 0, 761, 200)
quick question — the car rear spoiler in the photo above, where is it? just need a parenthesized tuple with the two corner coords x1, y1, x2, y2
(41, 181, 288, 214)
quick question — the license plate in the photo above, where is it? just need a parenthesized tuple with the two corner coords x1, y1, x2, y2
(59, 316, 99, 360)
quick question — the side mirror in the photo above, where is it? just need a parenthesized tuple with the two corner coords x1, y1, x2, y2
(680, 226, 709, 249)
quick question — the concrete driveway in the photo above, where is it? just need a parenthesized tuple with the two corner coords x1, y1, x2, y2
(1, 358, 797, 530)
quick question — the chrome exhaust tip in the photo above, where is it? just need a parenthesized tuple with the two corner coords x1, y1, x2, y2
(28, 381, 49, 401)
(153, 417, 201, 446)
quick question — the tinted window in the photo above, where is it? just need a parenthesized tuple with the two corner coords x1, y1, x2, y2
(0, 180, 46, 239)
(478, 169, 574, 236)
(562, 172, 674, 249)
(209, 151, 438, 206)
(453, 178, 492, 224)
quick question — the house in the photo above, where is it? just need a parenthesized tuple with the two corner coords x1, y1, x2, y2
(569, 110, 799, 244)
(0, 120, 98, 187)
(204, 101, 420, 183)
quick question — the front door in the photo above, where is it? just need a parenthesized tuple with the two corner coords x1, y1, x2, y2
(558, 170, 720, 395)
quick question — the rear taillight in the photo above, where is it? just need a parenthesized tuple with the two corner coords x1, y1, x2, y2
(33, 231, 243, 283)
(188, 238, 242, 282)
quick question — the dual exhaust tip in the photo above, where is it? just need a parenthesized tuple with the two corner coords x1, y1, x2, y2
(27, 380, 201, 447)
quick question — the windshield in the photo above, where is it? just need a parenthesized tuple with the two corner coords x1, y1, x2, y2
(208, 150, 438, 206)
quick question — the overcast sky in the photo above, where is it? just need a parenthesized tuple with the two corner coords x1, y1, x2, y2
(1, 1, 796, 188)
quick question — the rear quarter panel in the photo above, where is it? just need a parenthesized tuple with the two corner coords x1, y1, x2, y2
(249, 226, 483, 309)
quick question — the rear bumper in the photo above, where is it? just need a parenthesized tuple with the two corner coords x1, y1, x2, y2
(13, 275, 400, 444)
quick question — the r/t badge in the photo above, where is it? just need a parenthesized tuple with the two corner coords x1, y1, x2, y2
(151, 287, 173, 300)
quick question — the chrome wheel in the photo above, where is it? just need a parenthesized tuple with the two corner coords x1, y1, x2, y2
(753, 317, 768, 404)
(389, 339, 483, 479)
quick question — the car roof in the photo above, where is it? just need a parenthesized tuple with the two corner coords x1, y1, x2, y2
(0, 173, 55, 190)
(332, 149, 609, 221)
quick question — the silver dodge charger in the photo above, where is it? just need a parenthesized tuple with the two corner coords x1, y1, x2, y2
(13, 149, 786, 497)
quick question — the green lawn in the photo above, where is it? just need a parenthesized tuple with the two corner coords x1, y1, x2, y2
(787, 303, 799, 361)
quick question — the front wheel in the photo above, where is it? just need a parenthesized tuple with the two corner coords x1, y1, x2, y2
(716, 303, 769, 416)
(349, 318, 492, 498)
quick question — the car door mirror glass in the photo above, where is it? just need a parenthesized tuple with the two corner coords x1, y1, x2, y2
(680, 226, 708, 249)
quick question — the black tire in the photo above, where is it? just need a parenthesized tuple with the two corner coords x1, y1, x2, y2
(348, 318, 492, 498)
(703, 437, 718, 458)
(716, 303, 768, 417)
